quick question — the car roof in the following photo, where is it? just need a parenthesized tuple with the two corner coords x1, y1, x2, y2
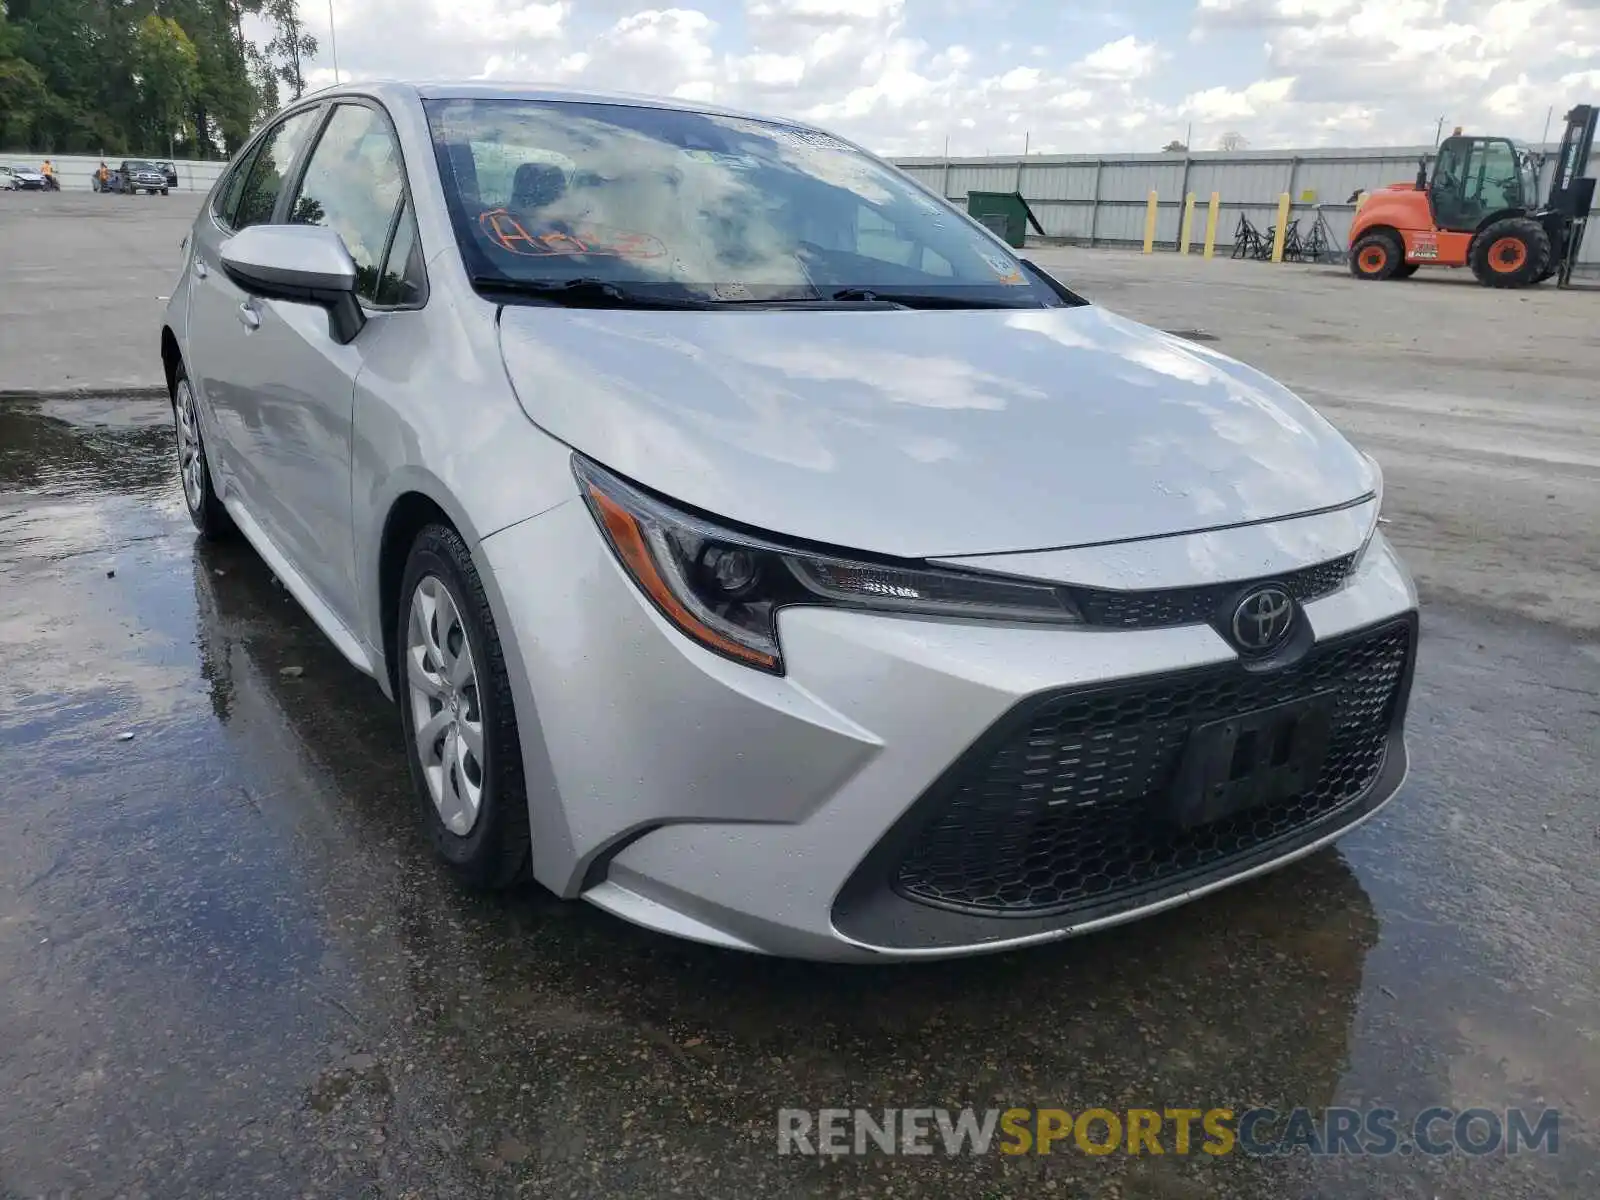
(308, 79, 815, 129)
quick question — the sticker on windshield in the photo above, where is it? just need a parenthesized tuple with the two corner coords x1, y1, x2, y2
(721, 116, 852, 154)
(479, 210, 666, 260)
(683, 149, 755, 171)
(980, 252, 1027, 285)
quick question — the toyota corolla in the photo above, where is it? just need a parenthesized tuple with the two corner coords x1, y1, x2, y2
(160, 83, 1417, 961)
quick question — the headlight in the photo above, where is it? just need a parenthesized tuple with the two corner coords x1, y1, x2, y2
(573, 455, 1081, 674)
(1353, 451, 1385, 570)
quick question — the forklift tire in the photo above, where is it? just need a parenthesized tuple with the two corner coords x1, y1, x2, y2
(1393, 263, 1420, 279)
(1470, 217, 1550, 288)
(1349, 232, 1403, 280)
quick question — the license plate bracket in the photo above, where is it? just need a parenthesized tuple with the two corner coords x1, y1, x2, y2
(1169, 692, 1336, 829)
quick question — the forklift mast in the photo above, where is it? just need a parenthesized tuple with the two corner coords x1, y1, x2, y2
(1547, 104, 1596, 285)
(1548, 104, 1597, 212)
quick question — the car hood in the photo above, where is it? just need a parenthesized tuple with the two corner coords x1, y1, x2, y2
(14, 171, 43, 180)
(497, 302, 1375, 558)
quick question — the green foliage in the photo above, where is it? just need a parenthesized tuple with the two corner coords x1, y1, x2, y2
(0, 0, 306, 157)
(132, 14, 201, 152)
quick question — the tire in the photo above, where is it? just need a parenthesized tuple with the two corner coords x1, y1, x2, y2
(396, 524, 531, 890)
(1470, 217, 1550, 288)
(161, 188, 169, 196)
(172, 363, 235, 540)
(1392, 263, 1420, 279)
(1349, 231, 1403, 280)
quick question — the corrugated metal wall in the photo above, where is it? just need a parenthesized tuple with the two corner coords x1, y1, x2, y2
(894, 145, 1600, 267)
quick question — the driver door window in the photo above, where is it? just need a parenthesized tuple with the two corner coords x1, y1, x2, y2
(1430, 141, 1470, 229)
(1471, 140, 1522, 212)
(288, 103, 406, 302)
(1432, 138, 1523, 230)
(854, 206, 954, 276)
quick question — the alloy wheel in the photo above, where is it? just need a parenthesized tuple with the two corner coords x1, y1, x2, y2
(174, 377, 205, 513)
(406, 575, 486, 836)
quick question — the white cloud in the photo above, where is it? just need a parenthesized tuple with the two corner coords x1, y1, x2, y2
(278, 0, 1600, 156)
(1078, 35, 1159, 81)
(1183, 76, 1295, 121)
(997, 66, 1041, 91)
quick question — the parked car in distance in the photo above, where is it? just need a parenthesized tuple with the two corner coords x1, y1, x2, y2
(1, 164, 47, 190)
(161, 82, 1418, 962)
(116, 159, 169, 194)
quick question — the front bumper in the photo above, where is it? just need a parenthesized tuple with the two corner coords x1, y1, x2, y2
(481, 502, 1418, 962)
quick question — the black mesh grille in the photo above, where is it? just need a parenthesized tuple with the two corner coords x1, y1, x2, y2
(893, 620, 1411, 917)
(1071, 554, 1356, 629)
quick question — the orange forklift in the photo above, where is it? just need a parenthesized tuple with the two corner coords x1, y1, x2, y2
(1349, 104, 1596, 287)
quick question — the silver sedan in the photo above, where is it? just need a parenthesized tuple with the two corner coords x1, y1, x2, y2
(160, 82, 1418, 961)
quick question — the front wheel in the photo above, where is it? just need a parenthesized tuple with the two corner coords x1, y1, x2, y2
(1349, 232, 1404, 280)
(397, 525, 531, 889)
(1392, 263, 1420, 279)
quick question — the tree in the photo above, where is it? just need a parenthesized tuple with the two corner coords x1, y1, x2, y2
(262, 0, 317, 101)
(1217, 131, 1249, 152)
(1161, 139, 1188, 153)
(132, 14, 201, 158)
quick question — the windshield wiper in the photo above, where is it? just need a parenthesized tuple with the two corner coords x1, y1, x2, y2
(829, 287, 1032, 309)
(471, 276, 711, 310)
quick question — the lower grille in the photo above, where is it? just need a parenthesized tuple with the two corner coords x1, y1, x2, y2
(893, 620, 1412, 918)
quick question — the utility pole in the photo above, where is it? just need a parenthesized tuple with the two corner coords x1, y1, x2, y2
(328, 0, 341, 82)
(1023, 130, 1030, 156)
(1433, 116, 1445, 146)
(1541, 105, 1554, 147)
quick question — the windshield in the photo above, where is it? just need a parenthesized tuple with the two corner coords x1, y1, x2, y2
(424, 98, 1062, 308)
(127, 160, 156, 172)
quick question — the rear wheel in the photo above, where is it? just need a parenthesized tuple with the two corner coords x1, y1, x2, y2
(173, 364, 235, 540)
(1470, 217, 1550, 288)
(1349, 232, 1403, 280)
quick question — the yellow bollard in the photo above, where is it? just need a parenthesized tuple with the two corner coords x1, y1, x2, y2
(1143, 190, 1158, 254)
(1203, 191, 1220, 259)
(1179, 192, 1196, 255)
(1270, 192, 1291, 263)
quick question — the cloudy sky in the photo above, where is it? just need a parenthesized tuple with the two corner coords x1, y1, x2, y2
(287, 0, 1600, 155)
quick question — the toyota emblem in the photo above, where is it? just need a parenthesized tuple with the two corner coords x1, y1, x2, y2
(1231, 585, 1295, 652)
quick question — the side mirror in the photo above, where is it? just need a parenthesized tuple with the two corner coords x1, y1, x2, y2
(219, 224, 366, 345)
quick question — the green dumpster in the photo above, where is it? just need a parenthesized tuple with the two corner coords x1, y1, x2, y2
(966, 190, 1045, 249)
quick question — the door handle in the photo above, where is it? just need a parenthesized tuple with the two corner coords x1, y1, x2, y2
(193, 258, 208, 280)
(237, 301, 260, 330)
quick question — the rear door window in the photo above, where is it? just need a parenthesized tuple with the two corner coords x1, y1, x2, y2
(214, 147, 260, 225)
(234, 106, 324, 230)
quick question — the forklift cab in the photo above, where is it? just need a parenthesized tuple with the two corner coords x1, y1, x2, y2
(1426, 135, 1540, 231)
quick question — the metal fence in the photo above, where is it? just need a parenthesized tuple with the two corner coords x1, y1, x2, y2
(0, 153, 228, 193)
(892, 144, 1600, 268)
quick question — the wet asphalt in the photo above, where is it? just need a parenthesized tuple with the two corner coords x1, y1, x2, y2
(1, 400, 1597, 1200)
(1, 197, 1598, 1199)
